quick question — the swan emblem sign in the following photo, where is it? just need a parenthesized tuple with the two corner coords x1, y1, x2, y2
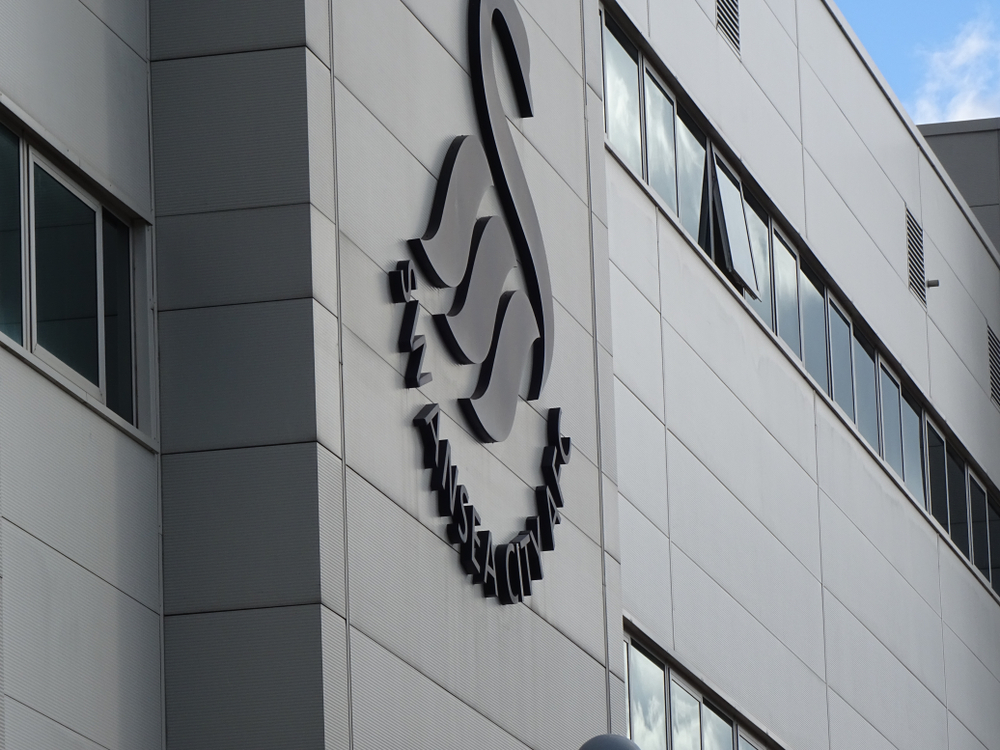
(388, 0, 572, 604)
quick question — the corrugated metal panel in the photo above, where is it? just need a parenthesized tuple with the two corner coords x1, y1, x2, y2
(320, 608, 349, 750)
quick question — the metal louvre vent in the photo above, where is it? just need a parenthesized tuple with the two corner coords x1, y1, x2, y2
(907, 209, 926, 306)
(990, 325, 1000, 408)
(717, 0, 740, 52)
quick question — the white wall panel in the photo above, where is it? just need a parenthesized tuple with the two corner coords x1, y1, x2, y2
(4, 523, 160, 750)
(939, 542, 1000, 685)
(943, 625, 1000, 750)
(619, 497, 673, 650)
(741, 0, 800, 137)
(80, 0, 147, 59)
(6, 698, 107, 750)
(608, 160, 659, 306)
(827, 692, 895, 750)
(613, 379, 668, 534)
(949, 711, 990, 750)
(611, 265, 664, 419)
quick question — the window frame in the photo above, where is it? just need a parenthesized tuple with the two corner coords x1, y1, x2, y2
(878, 360, 905, 477)
(771, 227, 801, 358)
(827, 294, 856, 421)
(712, 150, 760, 299)
(642, 62, 678, 212)
(968, 469, 991, 581)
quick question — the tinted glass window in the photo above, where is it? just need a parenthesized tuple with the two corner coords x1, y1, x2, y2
(0, 126, 20, 343)
(103, 211, 132, 421)
(800, 265, 828, 393)
(739, 739, 760, 750)
(948, 450, 970, 556)
(879, 367, 903, 476)
(989, 495, 1000, 591)
(744, 194, 771, 328)
(676, 110, 707, 249)
(702, 705, 733, 750)
(645, 73, 676, 212)
(927, 425, 949, 529)
(970, 478, 990, 578)
(773, 234, 800, 357)
(829, 303, 854, 419)
(628, 646, 667, 750)
(34, 165, 98, 384)
(853, 334, 879, 450)
(714, 159, 758, 297)
(603, 19, 642, 174)
(901, 392, 925, 506)
(670, 682, 701, 750)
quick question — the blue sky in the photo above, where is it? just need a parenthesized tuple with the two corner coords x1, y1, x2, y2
(835, 0, 1000, 122)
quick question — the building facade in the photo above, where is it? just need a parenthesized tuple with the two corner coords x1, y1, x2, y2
(0, 0, 996, 749)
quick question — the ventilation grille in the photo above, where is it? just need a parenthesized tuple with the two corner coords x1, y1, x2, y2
(907, 209, 926, 306)
(990, 325, 1000, 408)
(717, 0, 740, 52)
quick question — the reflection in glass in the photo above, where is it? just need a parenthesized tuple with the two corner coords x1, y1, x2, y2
(624, 642, 630, 733)
(948, 450, 970, 556)
(773, 235, 799, 357)
(645, 73, 676, 211)
(927, 425, 949, 528)
(800, 265, 828, 393)
(676, 111, 707, 249)
(34, 165, 98, 384)
(829, 303, 854, 419)
(738, 738, 760, 750)
(901, 393, 925, 506)
(603, 20, 642, 174)
(702, 704, 733, 750)
(628, 646, 667, 750)
(744, 194, 771, 328)
(671, 681, 701, 750)
(988, 496, 1000, 591)
(970, 478, 990, 579)
(879, 367, 903, 476)
(714, 160, 758, 297)
(103, 211, 132, 421)
(853, 334, 878, 450)
(0, 126, 20, 343)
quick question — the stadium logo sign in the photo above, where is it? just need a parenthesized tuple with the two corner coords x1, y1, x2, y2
(388, 0, 571, 604)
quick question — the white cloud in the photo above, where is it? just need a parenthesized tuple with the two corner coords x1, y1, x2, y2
(913, 16, 1000, 123)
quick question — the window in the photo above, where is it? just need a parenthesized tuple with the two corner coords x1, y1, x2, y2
(743, 193, 771, 327)
(628, 644, 667, 750)
(676, 110, 708, 248)
(712, 156, 759, 298)
(901, 391, 925, 505)
(970, 474, 990, 580)
(0, 123, 136, 425)
(800, 264, 828, 393)
(603, 17, 642, 175)
(644, 71, 677, 213)
(927, 423, 949, 530)
(773, 233, 799, 357)
(854, 333, 879, 450)
(989, 493, 1000, 593)
(948, 449, 970, 556)
(828, 299, 854, 419)
(879, 365, 903, 476)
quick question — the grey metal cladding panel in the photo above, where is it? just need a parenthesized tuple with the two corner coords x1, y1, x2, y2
(6, 698, 107, 750)
(670, 547, 830, 750)
(307, 52, 336, 221)
(826, 691, 895, 750)
(605, 553, 625, 679)
(924, 132, 1000, 208)
(949, 711, 991, 750)
(819, 493, 945, 699)
(320, 608, 349, 750)
(314, 300, 343, 459)
(939, 542, 1000, 685)
(318, 445, 346, 617)
(763, 0, 797, 41)
(0, 352, 158, 608)
(803, 155, 930, 394)
(797, 0, 921, 211)
(618, 0, 649, 36)
(823, 592, 947, 750)
(603, 474, 621, 562)
(814, 410, 942, 612)
(312, 207, 339, 316)
(165, 605, 326, 750)
(346, 470, 609, 750)
(613, 379, 667, 536)
(4, 522, 161, 750)
(305, 0, 332, 68)
(519, 0, 584, 77)
(609, 674, 628, 738)
(161, 443, 332, 615)
(79, 0, 147, 58)
(150, 0, 307, 61)
(611, 264, 664, 419)
(598, 344, 618, 484)
(619, 497, 673, 651)
(740, 0, 800, 137)
(152, 48, 312, 216)
(582, 0, 604, 97)
(659, 214, 818, 479)
(661, 323, 822, 576)
(350, 628, 530, 750)
(608, 160, 659, 307)
(0, 0, 150, 213)
(588, 88, 608, 224)
(159, 299, 318, 454)
(944, 625, 1000, 750)
(156, 204, 314, 311)
(517, 128, 595, 335)
(669, 436, 825, 677)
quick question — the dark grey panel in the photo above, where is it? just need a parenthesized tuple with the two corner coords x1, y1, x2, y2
(152, 48, 312, 216)
(159, 299, 317, 453)
(157, 204, 314, 311)
(924, 131, 1000, 209)
(150, 0, 324, 62)
(6, 698, 105, 750)
(165, 605, 325, 749)
(971, 204, 1000, 250)
(320, 609, 350, 750)
(80, 0, 147, 59)
(162, 443, 344, 615)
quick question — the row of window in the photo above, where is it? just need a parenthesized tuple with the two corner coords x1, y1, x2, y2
(601, 12, 1000, 594)
(625, 639, 763, 750)
(0, 123, 134, 423)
